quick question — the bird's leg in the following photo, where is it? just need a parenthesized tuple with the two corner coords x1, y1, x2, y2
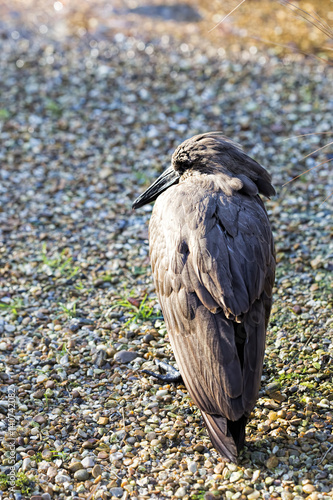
(142, 359, 183, 383)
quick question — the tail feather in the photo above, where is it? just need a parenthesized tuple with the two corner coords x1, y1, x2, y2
(201, 412, 247, 462)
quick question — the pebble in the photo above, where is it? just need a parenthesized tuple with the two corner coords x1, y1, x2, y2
(82, 440, 95, 449)
(156, 389, 169, 399)
(229, 470, 243, 482)
(74, 469, 90, 481)
(109, 487, 124, 498)
(251, 451, 266, 464)
(92, 464, 102, 478)
(47, 467, 58, 478)
(34, 415, 47, 424)
(281, 492, 293, 500)
(247, 492, 260, 500)
(214, 463, 224, 474)
(188, 461, 197, 473)
(98, 416, 109, 425)
(41, 449, 53, 460)
(143, 333, 154, 343)
(55, 474, 71, 484)
(163, 459, 177, 468)
(114, 351, 138, 363)
(32, 389, 45, 399)
(266, 456, 279, 469)
(175, 486, 187, 497)
(22, 457, 31, 472)
(193, 444, 205, 452)
(146, 431, 157, 441)
(68, 462, 83, 473)
(5, 324, 16, 333)
(81, 456, 95, 468)
(303, 484, 316, 494)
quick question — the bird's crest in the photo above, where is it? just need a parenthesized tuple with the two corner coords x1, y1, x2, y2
(172, 132, 275, 198)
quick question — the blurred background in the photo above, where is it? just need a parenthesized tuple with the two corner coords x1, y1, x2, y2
(1, 0, 332, 56)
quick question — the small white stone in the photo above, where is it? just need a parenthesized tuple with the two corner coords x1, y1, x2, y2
(22, 457, 31, 472)
(5, 324, 16, 333)
(175, 486, 187, 498)
(55, 474, 71, 484)
(187, 461, 197, 473)
(252, 469, 260, 481)
(156, 389, 169, 399)
(229, 470, 243, 482)
(81, 456, 95, 468)
(247, 491, 260, 499)
(110, 452, 123, 462)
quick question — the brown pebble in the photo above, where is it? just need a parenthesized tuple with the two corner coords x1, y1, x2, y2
(193, 443, 205, 452)
(98, 416, 109, 425)
(68, 461, 83, 473)
(92, 464, 102, 478)
(270, 391, 287, 403)
(32, 389, 45, 399)
(303, 484, 315, 494)
(265, 455, 279, 469)
(82, 439, 97, 449)
(214, 463, 224, 474)
(106, 346, 116, 357)
(34, 415, 47, 424)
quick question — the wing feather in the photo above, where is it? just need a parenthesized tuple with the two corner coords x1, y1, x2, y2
(149, 173, 275, 421)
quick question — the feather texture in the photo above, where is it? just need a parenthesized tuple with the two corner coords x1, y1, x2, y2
(146, 134, 275, 461)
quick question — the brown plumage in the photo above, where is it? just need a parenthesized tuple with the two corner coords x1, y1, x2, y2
(133, 132, 275, 462)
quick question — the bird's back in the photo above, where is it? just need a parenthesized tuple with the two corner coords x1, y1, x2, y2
(149, 172, 275, 461)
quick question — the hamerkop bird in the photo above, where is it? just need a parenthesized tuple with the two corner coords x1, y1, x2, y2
(132, 132, 275, 462)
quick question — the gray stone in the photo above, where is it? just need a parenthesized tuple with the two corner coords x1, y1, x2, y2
(109, 488, 124, 498)
(187, 461, 197, 473)
(41, 494, 52, 500)
(114, 350, 138, 363)
(5, 324, 16, 333)
(81, 456, 95, 468)
(74, 469, 90, 481)
(251, 451, 266, 464)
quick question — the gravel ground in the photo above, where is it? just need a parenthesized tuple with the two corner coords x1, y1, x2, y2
(0, 2, 332, 500)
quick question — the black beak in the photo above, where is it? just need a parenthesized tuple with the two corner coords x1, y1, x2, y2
(132, 167, 180, 209)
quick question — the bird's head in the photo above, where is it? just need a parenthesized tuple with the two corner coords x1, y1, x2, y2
(132, 135, 212, 209)
(132, 132, 275, 209)
(171, 140, 206, 174)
